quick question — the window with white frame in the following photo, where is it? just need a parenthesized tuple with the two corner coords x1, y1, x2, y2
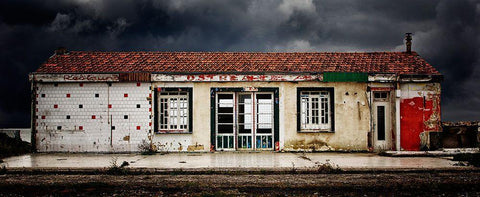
(156, 88, 192, 133)
(297, 88, 334, 132)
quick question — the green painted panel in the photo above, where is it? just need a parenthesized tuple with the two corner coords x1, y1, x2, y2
(323, 72, 368, 82)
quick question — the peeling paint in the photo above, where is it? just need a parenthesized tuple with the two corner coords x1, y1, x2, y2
(33, 74, 120, 82)
(400, 83, 441, 151)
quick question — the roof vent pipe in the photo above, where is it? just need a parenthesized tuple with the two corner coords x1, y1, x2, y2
(405, 33, 412, 53)
(55, 47, 68, 55)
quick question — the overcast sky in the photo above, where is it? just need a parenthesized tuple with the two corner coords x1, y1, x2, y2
(0, 0, 479, 127)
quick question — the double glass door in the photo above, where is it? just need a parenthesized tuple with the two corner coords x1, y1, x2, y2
(216, 92, 274, 151)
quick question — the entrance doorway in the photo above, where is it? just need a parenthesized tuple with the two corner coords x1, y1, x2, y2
(215, 92, 274, 151)
(372, 91, 392, 150)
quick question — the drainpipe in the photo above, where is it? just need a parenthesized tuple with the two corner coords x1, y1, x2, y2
(30, 74, 37, 152)
(395, 82, 401, 151)
(108, 83, 112, 147)
(366, 85, 373, 150)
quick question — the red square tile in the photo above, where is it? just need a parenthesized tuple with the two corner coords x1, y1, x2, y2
(79, 126, 83, 130)
(54, 104, 58, 108)
(66, 94, 70, 98)
(41, 115, 45, 119)
(92, 115, 96, 119)
(136, 126, 141, 130)
(124, 93, 128, 97)
(108, 104, 112, 108)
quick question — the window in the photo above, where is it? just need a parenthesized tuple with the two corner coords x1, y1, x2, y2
(155, 88, 192, 133)
(374, 91, 389, 101)
(297, 88, 334, 132)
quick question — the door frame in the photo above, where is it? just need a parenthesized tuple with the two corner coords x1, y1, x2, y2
(211, 87, 279, 151)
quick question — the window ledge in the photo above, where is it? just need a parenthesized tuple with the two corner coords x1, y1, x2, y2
(298, 130, 335, 133)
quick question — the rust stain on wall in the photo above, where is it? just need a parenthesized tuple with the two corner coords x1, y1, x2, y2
(178, 143, 183, 151)
(123, 135, 130, 141)
(285, 138, 334, 151)
(187, 143, 205, 151)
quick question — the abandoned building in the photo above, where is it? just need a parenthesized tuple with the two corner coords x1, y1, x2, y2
(29, 38, 442, 152)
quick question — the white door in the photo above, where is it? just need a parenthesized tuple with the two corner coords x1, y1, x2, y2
(372, 91, 392, 150)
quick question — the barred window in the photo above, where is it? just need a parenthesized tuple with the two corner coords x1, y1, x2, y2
(297, 88, 334, 132)
(157, 90, 191, 133)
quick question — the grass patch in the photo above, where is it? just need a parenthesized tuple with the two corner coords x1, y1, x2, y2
(137, 139, 156, 155)
(106, 157, 130, 175)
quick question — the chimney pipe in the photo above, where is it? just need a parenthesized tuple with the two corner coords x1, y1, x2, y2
(55, 47, 67, 55)
(405, 33, 412, 53)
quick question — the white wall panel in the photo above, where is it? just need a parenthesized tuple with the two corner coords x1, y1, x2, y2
(35, 82, 152, 152)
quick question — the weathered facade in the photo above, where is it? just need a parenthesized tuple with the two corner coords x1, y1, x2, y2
(30, 47, 442, 152)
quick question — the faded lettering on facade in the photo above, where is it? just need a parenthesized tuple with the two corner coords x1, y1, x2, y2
(152, 74, 322, 82)
(32, 74, 120, 82)
(63, 74, 119, 81)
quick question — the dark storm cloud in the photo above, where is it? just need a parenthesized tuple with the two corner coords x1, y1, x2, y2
(0, 0, 479, 126)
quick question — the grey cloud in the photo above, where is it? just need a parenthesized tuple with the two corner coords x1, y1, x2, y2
(107, 18, 129, 37)
(48, 13, 71, 32)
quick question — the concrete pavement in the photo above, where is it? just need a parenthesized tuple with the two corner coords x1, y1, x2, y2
(1, 152, 473, 171)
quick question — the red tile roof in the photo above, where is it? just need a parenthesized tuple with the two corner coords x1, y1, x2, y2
(35, 51, 440, 75)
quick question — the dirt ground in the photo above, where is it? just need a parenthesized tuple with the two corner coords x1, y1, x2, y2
(1, 172, 479, 196)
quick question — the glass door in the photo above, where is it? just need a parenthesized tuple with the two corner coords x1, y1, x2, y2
(237, 93, 253, 149)
(216, 93, 235, 150)
(255, 93, 273, 150)
(215, 92, 274, 151)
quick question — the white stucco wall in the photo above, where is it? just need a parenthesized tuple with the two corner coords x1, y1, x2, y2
(152, 81, 371, 152)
